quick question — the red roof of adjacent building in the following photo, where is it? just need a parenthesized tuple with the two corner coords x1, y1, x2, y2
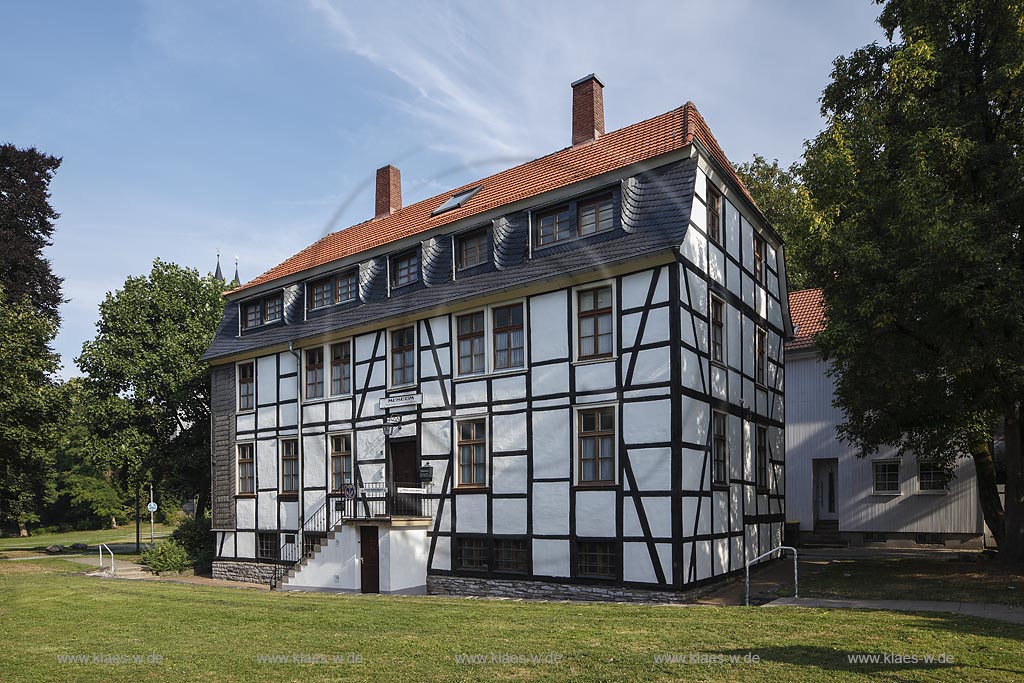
(787, 288, 825, 350)
(230, 101, 756, 296)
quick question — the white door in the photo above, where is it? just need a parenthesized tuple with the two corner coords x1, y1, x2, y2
(814, 460, 838, 522)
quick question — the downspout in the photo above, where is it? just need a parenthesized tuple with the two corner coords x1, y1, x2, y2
(289, 341, 304, 551)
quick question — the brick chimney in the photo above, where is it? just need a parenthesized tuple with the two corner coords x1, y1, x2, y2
(571, 74, 605, 146)
(375, 165, 402, 218)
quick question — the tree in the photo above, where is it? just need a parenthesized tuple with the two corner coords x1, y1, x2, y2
(77, 260, 225, 518)
(0, 289, 63, 534)
(803, 0, 1024, 560)
(735, 155, 830, 291)
(0, 144, 64, 322)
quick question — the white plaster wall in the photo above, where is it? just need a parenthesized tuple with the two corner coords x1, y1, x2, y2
(455, 494, 487, 533)
(492, 498, 527, 535)
(532, 539, 570, 577)
(531, 409, 570, 479)
(529, 292, 569, 362)
(532, 481, 569, 535)
(575, 489, 616, 537)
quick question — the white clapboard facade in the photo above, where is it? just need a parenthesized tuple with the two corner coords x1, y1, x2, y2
(204, 76, 791, 599)
(785, 289, 984, 548)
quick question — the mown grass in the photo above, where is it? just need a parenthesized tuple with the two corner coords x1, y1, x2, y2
(0, 524, 174, 557)
(0, 559, 1021, 682)
(800, 557, 1024, 608)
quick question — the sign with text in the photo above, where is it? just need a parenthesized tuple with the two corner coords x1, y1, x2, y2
(379, 394, 423, 410)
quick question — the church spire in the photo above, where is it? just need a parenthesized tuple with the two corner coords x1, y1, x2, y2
(214, 250, 224, 282)
(230, 256, 240, 288)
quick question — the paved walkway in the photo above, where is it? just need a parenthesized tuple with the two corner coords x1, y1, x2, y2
(767, 596, 1024, 625)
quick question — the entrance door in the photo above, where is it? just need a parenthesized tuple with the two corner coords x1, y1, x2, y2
(389, 439, 419, 486)
(389, 440, 420, 516)
(814, 460, 839, 523)
(359, 526, 379, 594)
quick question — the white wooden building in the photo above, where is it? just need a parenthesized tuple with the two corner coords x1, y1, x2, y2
(203, 75, 792, 599)
(785, 289, 984, 548)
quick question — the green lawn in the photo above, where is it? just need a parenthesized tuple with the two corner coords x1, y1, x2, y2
(0, 559, 1021, 682)
(799, 557, 1024, 608)
(0, 524, 174, 557)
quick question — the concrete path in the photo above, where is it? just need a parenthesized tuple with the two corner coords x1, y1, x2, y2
(767, 596, 1024, 625)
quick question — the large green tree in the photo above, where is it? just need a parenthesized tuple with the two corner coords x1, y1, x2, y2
(0, 144, 63, 322)
(803, 0, 1024, 559)
(735, 155, 830, 291)
(0, 289, 63, 534)
(77, 260, 225, 516)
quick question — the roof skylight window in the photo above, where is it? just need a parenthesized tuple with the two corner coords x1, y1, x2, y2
(431, 186, 482, 216)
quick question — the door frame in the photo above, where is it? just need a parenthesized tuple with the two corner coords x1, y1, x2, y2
(387, 437, 420, 487)
(359, 525, 380, 594)
(812, 459, 839, 524)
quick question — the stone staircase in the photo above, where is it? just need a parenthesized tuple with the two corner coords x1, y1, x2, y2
(801, 520, 848, 549)
(278, 529, 338, 589)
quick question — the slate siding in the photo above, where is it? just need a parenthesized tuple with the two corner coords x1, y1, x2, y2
(210, 364, 236, 529)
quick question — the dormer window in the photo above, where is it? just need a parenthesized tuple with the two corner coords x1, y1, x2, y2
(577, 194, 613, 236)
(391, 250, 419, 288)
(309, 269, 359, 311)
(241, 293, 283, 330)
(263, 296, 282, 323)
(535, 205, 572, 247)
(457, 229, 489, 270)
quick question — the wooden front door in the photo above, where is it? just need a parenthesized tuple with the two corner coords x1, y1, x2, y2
(359, 526, 379, 594)
(389, 440, 420, 516)
(389, 439, 419, 486)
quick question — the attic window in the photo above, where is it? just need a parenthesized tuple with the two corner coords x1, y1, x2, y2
(432, 186, 482, 216)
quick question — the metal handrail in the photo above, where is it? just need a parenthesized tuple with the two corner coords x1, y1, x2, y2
(745, 545, 797, 606)
(98, 543, 115, 576)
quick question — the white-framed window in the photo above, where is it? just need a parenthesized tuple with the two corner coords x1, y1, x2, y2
(712, 411, 728, 486)
(329, 433, 353, 492)
(330, 340, 353, 396)
(574, 403, 617, 485)
(236, 361, 255, 412)
(753, 232, 766, 285)
(571, 281, 616, 363)
(755, 327, 767, 386)
(707, 182, 722, 245)
(452, 300, 527, 379)
(389, 325, 417, 388)
(872, 460, 900, 495)
(755, 425, 768, 492)
(917, 462, 949, 493)
(304, 346, 324, 400)
(710, 295, 725, 364)
(236, 442, 255, 495)
(455, 417, 488, 487)
(280, 438, 299, 495)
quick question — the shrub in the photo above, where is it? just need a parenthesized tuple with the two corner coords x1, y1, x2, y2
(170, 516, 213, 573)
(140, 539, 191, 573)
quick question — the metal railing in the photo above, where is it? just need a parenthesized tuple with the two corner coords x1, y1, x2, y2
(745, 545, 797, 606)
(98, 543, 115, 576)
(342, 482, 435, 520)
(268, 482, 436, 588)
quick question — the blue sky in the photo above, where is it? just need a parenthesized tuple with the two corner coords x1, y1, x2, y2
(1, 1, 885, 379)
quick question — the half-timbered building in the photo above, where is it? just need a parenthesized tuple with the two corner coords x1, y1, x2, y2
(203, 75, 792, 600)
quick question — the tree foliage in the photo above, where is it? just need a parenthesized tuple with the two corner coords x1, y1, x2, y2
(803, 0, 1024, 559)
(735, 155, 831, 291)
(0, 144, 64, 322)
(0, 289, 63, 530)
(77, 260, 225, 513)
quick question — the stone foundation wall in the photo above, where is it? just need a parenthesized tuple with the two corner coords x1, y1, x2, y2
(212, 560, 279, 585)
(427, 575, 720, 604)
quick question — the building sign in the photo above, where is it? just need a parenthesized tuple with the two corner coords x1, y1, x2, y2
(379, 394, 423, 410)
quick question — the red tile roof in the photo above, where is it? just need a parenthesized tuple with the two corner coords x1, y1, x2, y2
(787, 288, 825, 350)
(230, 102, 756, 296)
